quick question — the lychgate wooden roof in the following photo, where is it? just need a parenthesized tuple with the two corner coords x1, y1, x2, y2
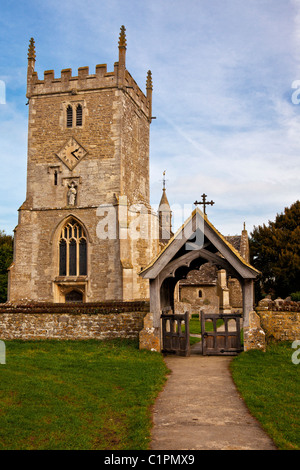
(140, 208, 260, 282)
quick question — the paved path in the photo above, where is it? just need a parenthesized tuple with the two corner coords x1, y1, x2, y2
(151, 344, 277, 450)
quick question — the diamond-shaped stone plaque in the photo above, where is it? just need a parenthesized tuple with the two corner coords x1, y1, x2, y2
(56, 137, 87, 170)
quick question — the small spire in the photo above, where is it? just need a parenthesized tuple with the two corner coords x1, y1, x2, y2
(158, 170, 172, 243)
(146, 70, 153, 122)
(117, 25, 127, 76)
(118, 25, 127, 48)
(146, 70, 153, 90)
(28, 37, 36, 60)
(159, 170, 170, 207)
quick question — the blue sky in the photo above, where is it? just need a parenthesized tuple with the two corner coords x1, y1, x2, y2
(0, 0, 300, 236)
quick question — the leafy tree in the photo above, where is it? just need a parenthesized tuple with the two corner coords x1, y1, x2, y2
(250, 201, 300, 300)
(0, 230, 14, 303)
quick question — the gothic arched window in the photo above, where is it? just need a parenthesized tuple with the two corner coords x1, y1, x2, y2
(76, 104, 83, 126)
(59, 219, 87, 276)
(66, 105, 73, 128)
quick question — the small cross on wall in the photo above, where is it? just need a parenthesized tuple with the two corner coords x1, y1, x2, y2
(194, 193, 215, 215)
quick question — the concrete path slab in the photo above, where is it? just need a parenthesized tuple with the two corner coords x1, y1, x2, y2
(151, 345, 277, 450)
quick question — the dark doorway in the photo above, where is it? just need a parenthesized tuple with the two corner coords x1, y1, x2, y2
(65, 290, 83, 303)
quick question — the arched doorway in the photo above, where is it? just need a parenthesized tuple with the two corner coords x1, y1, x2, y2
(65, 290, 83, 303)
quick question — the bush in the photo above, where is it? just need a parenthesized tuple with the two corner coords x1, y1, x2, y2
(0, 230, 13, 303)
(291, 292, 300, 301)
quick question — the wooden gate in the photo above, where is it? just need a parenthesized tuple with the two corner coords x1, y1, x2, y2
(161, 311, 190, 356)
(201, 312, 243, 356)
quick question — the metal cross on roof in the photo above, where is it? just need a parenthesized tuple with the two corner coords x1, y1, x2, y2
(194, 193, 215, 215)
(162, 170, 168, 190)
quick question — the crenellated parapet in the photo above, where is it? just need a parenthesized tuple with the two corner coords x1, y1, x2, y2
(26, 26, 153, 122)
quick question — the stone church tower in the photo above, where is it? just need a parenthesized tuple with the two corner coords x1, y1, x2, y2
(8, 27, 159, 303)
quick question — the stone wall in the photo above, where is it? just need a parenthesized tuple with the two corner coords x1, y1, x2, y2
(0, 301, 149, 341)
(256, 298, 300, 343)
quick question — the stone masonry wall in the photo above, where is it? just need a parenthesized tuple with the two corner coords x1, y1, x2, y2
(0, 301, 149, 341)
(256, 298, 300, 342)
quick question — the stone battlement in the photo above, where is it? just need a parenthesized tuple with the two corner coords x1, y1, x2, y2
(26, 27, 153, 122)
(29, 66, 149, 114)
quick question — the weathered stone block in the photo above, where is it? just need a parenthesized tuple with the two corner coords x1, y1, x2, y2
(139, 312, 160, 352)
(243, 310, 266, 352)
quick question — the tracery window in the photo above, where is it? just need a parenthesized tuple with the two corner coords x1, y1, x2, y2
(59, 219, 87, 276)
(66, 105, 73, 128)
(76, 104, 83, 126)
(65, 103, 84, 128)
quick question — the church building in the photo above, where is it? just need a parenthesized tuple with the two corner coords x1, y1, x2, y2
(8, 26, 256, 335)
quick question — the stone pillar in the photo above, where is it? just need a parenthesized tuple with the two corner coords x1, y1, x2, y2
(242, 279, 254, 327)
(217, 269, 231, 314)
(243, 310, 266, 351)
(150, 277, 161, 328)
(139, 312, 160, 352)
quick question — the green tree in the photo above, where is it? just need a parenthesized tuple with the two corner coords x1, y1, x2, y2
(250, 201, 300, 299)
(0, 230, 14, 303)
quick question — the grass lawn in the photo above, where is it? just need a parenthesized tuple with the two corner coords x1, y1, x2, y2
(230, 342, 300, 450)
(0, 339, 169, 450)
(1, 338, 298, 451)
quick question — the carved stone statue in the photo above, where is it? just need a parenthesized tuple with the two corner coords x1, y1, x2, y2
(67, 182, 77, 206)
